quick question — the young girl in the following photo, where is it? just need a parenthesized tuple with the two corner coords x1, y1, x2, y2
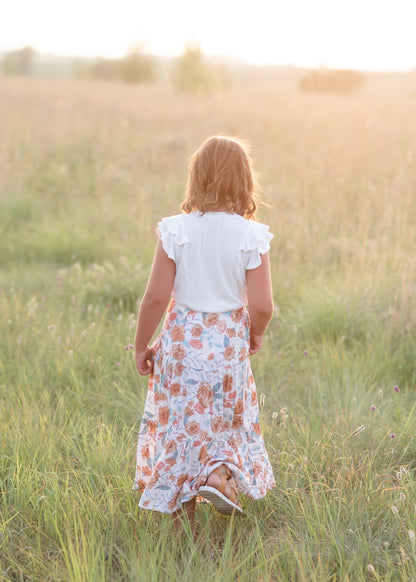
(133, 135, 275, 534)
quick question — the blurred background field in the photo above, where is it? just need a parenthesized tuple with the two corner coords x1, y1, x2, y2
(1, 76, 416, 581)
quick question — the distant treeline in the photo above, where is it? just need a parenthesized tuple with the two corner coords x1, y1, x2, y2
(2, 45, 367, 95)
(74, 48, 156, 83)
(298, 68, 366, 93)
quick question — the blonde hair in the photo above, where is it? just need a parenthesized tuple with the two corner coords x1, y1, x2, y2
(181, 136, 260, 219)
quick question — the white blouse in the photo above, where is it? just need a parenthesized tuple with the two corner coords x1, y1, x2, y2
(157, 211, 273, 313)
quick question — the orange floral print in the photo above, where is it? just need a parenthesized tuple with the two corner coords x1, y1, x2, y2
(147, 420, 158, 436)
(232, 415, 244, 429)
(171, 325, 185, 342)
(191, 324, 203, 337)
(185, 421, 200, 436)
(224, 345, 236, 360)
(177, 473, 189, 487)
(170, 382, 181, 396)
(211, 416, 223, 432)
(197, 382, 213, 408)
(216, 320, 226, 333)
(203, 313, 219, 327)
(198, 444, 208, 463)
(134, 300, 275, 513)
(223, 374, 234, 392)
(174, 362, 185, 375)
(170, 344, 187, 360)
(159, 406, 170, 426)
(154, 391, 167, 403)
(234, 399, 245, 415)
(165, 440, 177, 454)
(190, 339, 203, 349)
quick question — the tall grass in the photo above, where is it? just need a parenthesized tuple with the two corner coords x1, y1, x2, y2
(1, 77, 416, 580)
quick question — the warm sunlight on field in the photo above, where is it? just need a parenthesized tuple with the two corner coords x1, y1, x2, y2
(1, 77, 416, 580)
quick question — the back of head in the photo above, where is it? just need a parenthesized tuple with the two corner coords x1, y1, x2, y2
(181, 136, 259, 219)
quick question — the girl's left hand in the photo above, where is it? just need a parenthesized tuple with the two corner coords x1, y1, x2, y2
(135, 347, 154, 375)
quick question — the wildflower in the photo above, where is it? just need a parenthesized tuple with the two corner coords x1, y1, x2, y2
(378, 388, 383, 398)
(278, 352, 282, 357)
(366, 564, 376, 576)
(400, 466, 407, 475)
(391, 505, 399, 515)
(303, 350, 308, 356)
(80, 330, 87, 339)
(396, 472, 402, 481)
(400, 492, 406, 501)
(117, 362, 121, 368)
(370, 405, 376, 411)
(390, 433, 396, 438)
(68, 350, 74, 357)
(272, 412, 278, 419)
(408, 530, 415, 543)
(394, 385, 400, 393)
(106, 303, 112, 308)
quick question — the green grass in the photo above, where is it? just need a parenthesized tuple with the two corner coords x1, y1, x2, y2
(1, 78, 416, 580)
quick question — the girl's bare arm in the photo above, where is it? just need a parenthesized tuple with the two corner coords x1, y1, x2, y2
(134, 240, 176, 374)
(246, 252, 274, 355)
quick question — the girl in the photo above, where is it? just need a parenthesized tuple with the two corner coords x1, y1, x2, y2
(133, 136, 275, 535)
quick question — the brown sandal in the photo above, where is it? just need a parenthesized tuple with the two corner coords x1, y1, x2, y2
(198, 465, 243, 515)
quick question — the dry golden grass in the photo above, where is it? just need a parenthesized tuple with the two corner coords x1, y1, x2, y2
(1, 77, 416, 581)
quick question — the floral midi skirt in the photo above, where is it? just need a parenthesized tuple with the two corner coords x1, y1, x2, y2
(133, 300, 275, 513)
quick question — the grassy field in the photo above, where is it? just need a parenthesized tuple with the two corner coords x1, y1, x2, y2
(1, 77, 416, 581)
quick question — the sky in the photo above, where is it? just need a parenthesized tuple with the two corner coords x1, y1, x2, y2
(1, 0, 416, 71)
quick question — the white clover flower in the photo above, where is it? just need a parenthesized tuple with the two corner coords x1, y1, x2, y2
(366, 564, 376, 576)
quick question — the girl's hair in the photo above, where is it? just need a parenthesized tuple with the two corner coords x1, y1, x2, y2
(181, 136, 260, 219)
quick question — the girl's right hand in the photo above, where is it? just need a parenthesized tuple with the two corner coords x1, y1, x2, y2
(249, 332, 263, 355)
(135, 347, 154, 375)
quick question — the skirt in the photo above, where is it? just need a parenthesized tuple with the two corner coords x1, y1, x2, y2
(133, 300, 275, 513)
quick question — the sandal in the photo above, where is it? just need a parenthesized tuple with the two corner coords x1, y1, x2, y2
(198, 465, 243, 515)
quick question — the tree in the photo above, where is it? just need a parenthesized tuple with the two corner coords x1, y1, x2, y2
(3, 46, 36, 76)
(119, 46, 156, 83)
(171, 44, 228, 94)
(298, 68, 366, 94)
(77, 46, 156, 83)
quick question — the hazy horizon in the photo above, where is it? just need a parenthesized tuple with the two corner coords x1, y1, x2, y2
(1, 0, 416, 73)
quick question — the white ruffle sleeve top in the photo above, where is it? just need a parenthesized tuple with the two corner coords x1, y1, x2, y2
(157, 211, 273, 313)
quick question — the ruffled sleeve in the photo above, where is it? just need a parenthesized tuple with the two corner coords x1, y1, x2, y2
(156, 214, 189, 262)
(239, 221, 273, 270)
